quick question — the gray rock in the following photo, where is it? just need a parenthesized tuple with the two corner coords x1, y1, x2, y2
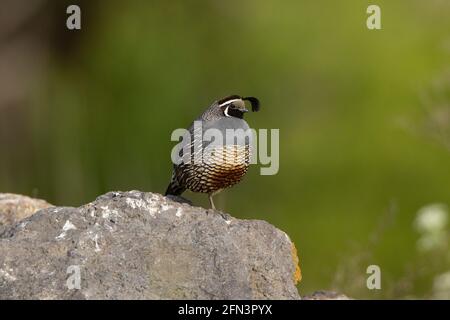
(0, 191, 301, 299)
(302, 291, 351, 300)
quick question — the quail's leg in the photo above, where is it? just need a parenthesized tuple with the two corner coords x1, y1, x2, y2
(208, 194, 216, 210)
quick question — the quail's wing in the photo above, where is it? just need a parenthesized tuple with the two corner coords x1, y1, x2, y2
(172, 121, 204, 168)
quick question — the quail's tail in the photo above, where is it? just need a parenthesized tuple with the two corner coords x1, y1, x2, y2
(164, 177, 185, 196)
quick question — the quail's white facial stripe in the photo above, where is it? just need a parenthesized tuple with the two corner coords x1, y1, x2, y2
(219, 99, 241, 107)
(224, 106, 231, 117)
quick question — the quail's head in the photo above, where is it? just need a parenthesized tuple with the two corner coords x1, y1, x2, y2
(202, 95, 260, 121)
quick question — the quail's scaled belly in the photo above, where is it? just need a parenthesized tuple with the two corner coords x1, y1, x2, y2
(176, 145, 250, 193)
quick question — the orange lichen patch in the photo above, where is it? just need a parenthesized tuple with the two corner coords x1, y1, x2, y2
(0, 193, 52, 227)
(291, 242, 302, 284)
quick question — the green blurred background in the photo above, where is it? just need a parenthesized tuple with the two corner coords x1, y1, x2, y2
(1, 0, 450, 298)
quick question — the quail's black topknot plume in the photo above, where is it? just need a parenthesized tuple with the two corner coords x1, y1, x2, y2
(242, 97, 260, 112)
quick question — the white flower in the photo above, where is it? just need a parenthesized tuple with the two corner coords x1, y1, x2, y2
(414, 204, 448, 234)
(416, 233, 447, 251)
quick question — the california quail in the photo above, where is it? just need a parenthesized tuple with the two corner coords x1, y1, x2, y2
(165, 95, 260, 209)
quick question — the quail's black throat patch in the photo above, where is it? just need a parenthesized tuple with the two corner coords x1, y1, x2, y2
(227, 107, 245, 119)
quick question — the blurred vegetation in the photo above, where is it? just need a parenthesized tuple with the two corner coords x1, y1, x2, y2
(1, 0, 450, 298)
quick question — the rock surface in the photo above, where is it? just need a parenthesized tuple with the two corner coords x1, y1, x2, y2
(0, 191, 301, 299)
(302, 291, 351, 300)
(0, 193, 52, 227)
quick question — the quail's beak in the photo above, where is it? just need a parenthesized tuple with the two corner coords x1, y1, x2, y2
(233, 100, 249, 113)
